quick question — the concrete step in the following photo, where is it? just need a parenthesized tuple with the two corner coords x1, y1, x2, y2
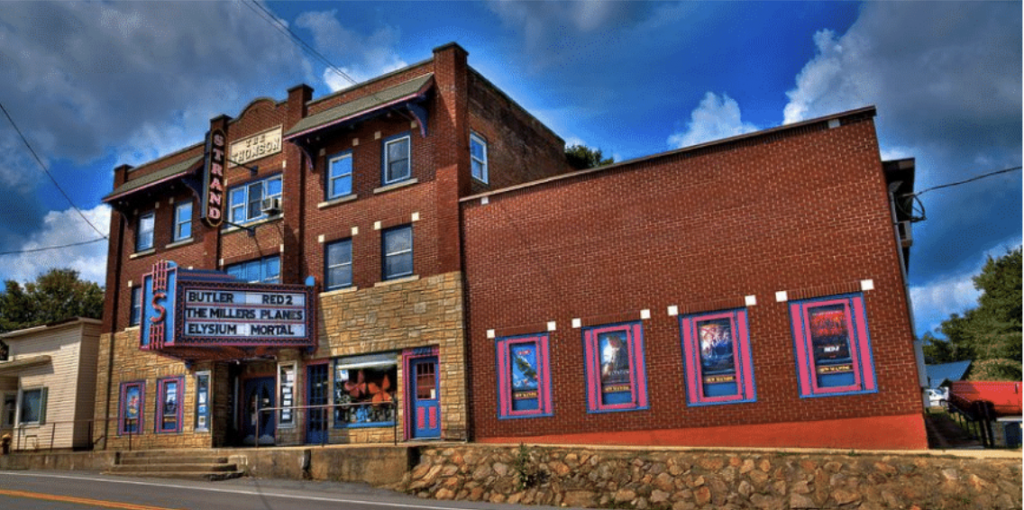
(108, 462, 239, 473)
(118, 456, 230, 465)
(104, 469, 245, 482)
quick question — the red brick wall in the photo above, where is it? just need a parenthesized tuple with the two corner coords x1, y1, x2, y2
(468, 69, 567, 194)
(461, 115, 924, 445)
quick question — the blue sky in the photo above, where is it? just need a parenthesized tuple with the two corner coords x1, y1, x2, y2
(0, 1, 1019, 339)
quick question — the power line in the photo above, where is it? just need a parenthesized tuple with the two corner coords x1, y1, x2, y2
(0, 237, 106, 256)
(0, 102, 108, 240)
(239, 0, 415, 122)
(909, 166, 1022, 197)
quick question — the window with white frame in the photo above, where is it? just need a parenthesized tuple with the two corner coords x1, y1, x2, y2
(226, 256, 280, 284)
(382, 134, 411, 184)
(470, 132, 488, 183)
(382, 225, 413, 280)
(19, 388, 46, 425)
(228, 175, 282, 224)
(136, 211, 154, 251)
(327, 151, 353, 199)
(172, 200, 192, 242)
(325, 239, 353, 290)
(130, 286, 142, 326)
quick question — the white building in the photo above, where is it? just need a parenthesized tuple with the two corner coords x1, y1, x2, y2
(0, 318, 101, 451)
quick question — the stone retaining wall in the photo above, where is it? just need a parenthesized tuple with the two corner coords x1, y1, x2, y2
(398, 445, 1022, 509)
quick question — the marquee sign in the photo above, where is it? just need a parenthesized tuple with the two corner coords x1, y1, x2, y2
(201, 128, 227, 228)
(141, 261, 316, 360)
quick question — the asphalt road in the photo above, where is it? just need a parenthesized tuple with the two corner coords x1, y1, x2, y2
(0, 471, 570, 510)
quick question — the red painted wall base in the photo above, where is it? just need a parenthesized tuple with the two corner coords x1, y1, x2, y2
(477, 413, 929, 450)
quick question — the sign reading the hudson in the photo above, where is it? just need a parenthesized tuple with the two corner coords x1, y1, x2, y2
(229, 126, 282, 168)
(182, 288, 306, 339)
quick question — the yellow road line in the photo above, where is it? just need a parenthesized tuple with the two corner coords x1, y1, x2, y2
(0, 489, 182, 510)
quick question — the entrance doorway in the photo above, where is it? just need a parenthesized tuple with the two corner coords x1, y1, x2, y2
(242, 377, 275, 445)
(409, 356, 440, 439)
(306, 363, 329, 444)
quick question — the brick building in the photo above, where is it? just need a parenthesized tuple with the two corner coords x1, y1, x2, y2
(96, 43, 565, 449)
(461, 109, 927, 449)
(97, 42, 926, 450)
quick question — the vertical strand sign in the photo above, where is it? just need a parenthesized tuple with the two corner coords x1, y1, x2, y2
(202, 128, 227, 227)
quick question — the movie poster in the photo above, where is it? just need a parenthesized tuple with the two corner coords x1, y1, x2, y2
(162, 381, 178, 430)
(698, 318, 736, 380)
(125, 386, 140, 432)
(195, 373, 210, 432)
(808, 304, 853, 375)
(599, 331, 631, 404)
(510, 343, 539, 411)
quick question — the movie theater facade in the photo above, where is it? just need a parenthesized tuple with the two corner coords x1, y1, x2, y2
(95, 43, 566, 449)
(96, 42, 928, 451)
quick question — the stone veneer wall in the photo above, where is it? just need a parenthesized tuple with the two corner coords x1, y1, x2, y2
(94, 329, 214, 450)
(399, 445, 1022, 510)
(309, 271, 467, 442)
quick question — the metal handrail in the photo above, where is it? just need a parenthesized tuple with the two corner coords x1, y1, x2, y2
(254, 399, 400, 448)
(2, 418, 112, 453)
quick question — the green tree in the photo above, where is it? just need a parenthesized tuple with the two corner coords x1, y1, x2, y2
(565, 144, 614, 170)
(0, 268, 104, 334)
(922, 248, 1022, 381)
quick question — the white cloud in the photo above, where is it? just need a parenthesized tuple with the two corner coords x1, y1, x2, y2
(667, 92, 758, 149)
(294, 11, 407, 91)
(0, 205, 111, 285)
(909, 236, 1023, 335)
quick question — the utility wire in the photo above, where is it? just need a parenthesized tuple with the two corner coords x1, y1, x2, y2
(908, 166, 1021, 197)
(0, 237, 106, 256)
(0, 102, 108, 240)
(240, 0, 416, 122)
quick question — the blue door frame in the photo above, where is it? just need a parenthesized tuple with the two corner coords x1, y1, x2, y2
(307, 363, 329, 444)
(409, 356, 440, 439)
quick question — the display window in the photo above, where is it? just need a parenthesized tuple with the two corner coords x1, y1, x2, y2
(333, 354, 398, 428)
(495, 333, 553, 419)
(582, 322, 649, 413)
(790, 293, 877, 397)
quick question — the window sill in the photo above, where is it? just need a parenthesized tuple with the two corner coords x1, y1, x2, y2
(472, 176, 489, 185)
(317, 194, 358, 210)
(124, 326, 140, 333)
(165, 238, 194, 249)
(320, 286, 358, 297)
(222, 214, 282, 234)
(373, 178, 418, 195)
(129, 249, 156, 260)
(374, 275, 419, 287)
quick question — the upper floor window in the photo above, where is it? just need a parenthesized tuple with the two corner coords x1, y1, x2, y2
(228, 175, 282, 225)
(790, 293, 877, 398)
(325, 239, 353, 290)
(172, 201, 192, 242)
(382, 225, 413, 280)
(136, 211, 154, 251)
(382, 134, 411, 185)
(129, 286, 142, 326)
(226, 256, 280, 284)
(470, 132, 488, 183)
(327, 152, 353, 200)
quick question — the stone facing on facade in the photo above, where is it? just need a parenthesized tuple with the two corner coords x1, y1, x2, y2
(315, 271, 468, 441)
(399, 445, 1023, 510)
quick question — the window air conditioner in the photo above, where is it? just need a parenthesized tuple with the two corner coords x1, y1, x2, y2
(897, 220, 913, 248)
(260, 197, 282, 215)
